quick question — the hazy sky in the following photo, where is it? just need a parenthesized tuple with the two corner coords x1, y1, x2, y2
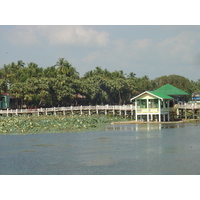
(1, 25, 200, 81)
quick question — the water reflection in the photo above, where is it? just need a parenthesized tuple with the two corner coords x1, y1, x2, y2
(105, 123, 190, 163)
(106, 123, 185, 132)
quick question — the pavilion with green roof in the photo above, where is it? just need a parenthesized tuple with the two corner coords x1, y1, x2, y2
(130, 84, 189, 122)
(154, 84, 189, 103)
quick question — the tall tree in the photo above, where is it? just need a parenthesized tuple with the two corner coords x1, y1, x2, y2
(44, 66, 57, 78)
(152, 74, 193, 95)
(55, 58, 79, 78)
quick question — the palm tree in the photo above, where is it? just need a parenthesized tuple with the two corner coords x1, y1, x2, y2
(27, 62, 43, 78)
(44, 66, 57, 78)
(55, 58, 79, 78)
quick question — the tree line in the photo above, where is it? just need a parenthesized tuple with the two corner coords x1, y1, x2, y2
(0, 58, 199, 108)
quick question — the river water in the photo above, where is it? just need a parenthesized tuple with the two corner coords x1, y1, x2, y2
(1, 123, 200, 175)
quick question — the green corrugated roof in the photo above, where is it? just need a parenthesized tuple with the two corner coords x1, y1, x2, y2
(154, 84, 189, 95)
(148, 91, 173, 99)
(131, 90, 173, 100)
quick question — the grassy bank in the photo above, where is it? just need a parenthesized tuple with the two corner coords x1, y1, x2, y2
(182, 119, 200, 123)
(0, 114, 127, 135)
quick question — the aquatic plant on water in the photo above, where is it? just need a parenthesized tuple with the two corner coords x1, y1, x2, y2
(0, 114, 127, 135)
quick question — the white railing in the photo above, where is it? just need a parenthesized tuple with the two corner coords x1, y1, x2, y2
(177, 103, 200, 109)
(2, 103, 200, 117)
(0, 105, 136, 116)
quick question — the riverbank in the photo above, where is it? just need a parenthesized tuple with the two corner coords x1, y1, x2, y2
(112, 118, 200, 125)
(0, 114, 127, 135)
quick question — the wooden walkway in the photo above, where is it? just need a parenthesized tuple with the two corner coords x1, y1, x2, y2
(177, 103, 200, 110)
(1, 103, 200, 119)
(177, 103, 200, 119)
(0, 105, 135, 117)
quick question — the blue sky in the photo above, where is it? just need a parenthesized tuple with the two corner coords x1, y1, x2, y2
(1, 25, 200, 81)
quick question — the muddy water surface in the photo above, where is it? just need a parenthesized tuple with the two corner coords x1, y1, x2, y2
(1, 123, 200, 175)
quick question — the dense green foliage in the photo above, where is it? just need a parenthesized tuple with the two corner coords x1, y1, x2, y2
(0, 58, 199, 108)
(0, 114, 126, 135)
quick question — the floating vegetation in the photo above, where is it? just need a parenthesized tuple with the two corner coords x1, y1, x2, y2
(0, 114, 127, 135)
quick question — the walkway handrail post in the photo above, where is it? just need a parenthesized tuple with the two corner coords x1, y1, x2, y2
(63, 107, 66, 115)
(96, 105, 99, 115)
(80, 105, 83, 115)
(130, 104, 133, 119)
(54, 107, 56, 115)
(71, 106, 73, 115)
(89, 105, 91, 115)
(105, 105, 108, 115)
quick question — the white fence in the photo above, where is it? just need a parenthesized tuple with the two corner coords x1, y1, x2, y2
(177, 103, 200, 109)
(0, 105, 135, 117)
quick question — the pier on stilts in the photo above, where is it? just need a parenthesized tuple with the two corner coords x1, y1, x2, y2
(176, 103, 200, 120)
(1, 103, 200, 120)
(0, 105, 135, 118)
